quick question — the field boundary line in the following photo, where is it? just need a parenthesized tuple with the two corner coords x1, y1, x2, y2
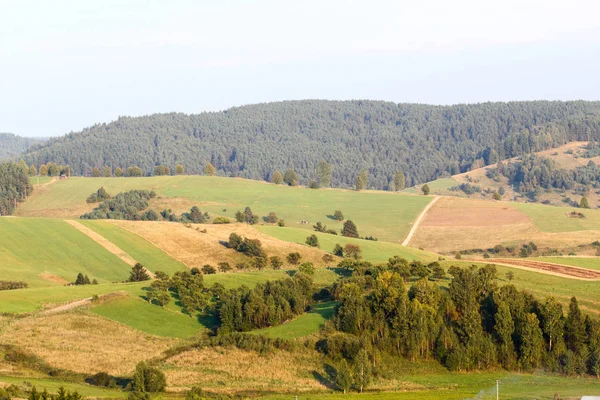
(477, 259, 600, 281)
(64, 220, 138, 267)
(402, 196, 440, 246)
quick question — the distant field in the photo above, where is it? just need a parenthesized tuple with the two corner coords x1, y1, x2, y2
(91, 295, 205, 338)
(534, 256, 600, 271)
(251, 301, 336, 339)
(402, 177, 458, 194)
(511, 201, 600, 232)
(0, 217, 131, 287)
(0, 376, 126, 398)
(16, 176, 432, 242)
(79, 220, 188, 275)
(257, 226, 437, 263)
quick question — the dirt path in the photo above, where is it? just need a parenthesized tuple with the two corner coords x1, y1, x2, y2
(40, 297, 93, 315)
(402, 196, 440, 246)
(487, 258, 600, 281)
(65, 220, 138, 266)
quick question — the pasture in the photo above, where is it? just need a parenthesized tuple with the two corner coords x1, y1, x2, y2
(0, 217, 131, 287)
(251, 301, 337, 339)
(16, 175, 432, 242)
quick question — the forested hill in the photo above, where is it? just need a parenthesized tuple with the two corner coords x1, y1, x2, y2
(22, 100, 600, 189)
(0, 133, 45, 161)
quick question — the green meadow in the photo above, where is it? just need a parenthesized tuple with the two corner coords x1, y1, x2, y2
(251, 301, 337, 339)
(534, 256, 600, 270)
(78, 220, 188, 275)
(0, 217, 130, 287)
(18, 176, 432, 242)
(511, 201, 600, 232)
(402, 177, 458, 194)
(0, 376, 126, 398)
(257, 225, 437, 263)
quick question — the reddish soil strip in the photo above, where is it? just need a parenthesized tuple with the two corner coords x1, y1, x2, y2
(489, 258, 600, 280)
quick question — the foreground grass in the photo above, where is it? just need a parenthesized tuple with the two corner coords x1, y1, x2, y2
(251, 301, 337, 339)
(18, 176, 432, 242)
(79, 220, 188, 275)
(257, 226, 437, 264)
(0, 376, 126, 398)
(0, 218, 131, 287)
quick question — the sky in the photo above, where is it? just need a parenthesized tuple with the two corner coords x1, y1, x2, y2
(1, 0, 600, 137)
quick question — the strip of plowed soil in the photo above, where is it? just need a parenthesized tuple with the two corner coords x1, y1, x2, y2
(489, 258, 600, 280)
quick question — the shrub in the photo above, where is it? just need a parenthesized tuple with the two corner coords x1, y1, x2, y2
(264, 212, 279, 223)
(213, 217, 231, 224)
(333, 244, 344, 257)
(131, 361, 166, 392)
(305, 234, 319, 248)
(218, 262, 232, 273)
(344, 244, 362, 260)
(202, 265, 216, 274)
(298, 262, 315, 275)
(341, 220, 359, 238)
(333, 210, 344, 221)
(0, 280, 28, 291)
(277, 219, 286, 227)
(270, 256, 283, 270)
(287, 252, 302, 265)
(322, 254, 335, 263)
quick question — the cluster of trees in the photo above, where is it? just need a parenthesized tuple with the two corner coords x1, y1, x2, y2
(80, 190, 156, 220)
(73, 273, 98, 285)
(86, 187, 111, 203)
(0, 280, 28, 291)
(146, 270, 208, 314)
(0, 162, 33, 215)
(21, 101, 600, 189)
(227, 233, 267, 259)
(28, 387, 82, 400)
(326, 262, 600, 377)
(218, 273, 314, 333)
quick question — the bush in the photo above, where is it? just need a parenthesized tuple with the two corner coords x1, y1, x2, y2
(270, 256, 283, 270)
(287, 252, 302, 265)
(87, 372, 114, 387)
(341, 220, 359, 238)
(131, 361, 166, 392)
(277, 219, 286, 227)
(202, 265, 216, 274)
(343, 244, 362, 260)
(322, 254, 335, 263)
(0, 280, 28, 291)
(305, 234, 319, 248)
(333, 210, 344, 221)
(298, 262, 315, 275)
(213, 217, 231, 224)
(264, 212, 279, 223)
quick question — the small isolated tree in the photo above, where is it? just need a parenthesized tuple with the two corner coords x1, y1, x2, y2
(203, 163, 216, 176)
(102, 166, 112, 177)
(131, 361, 166, 393)
(394, 171, 405, 191)
(333, 243, 344, 257)
(129, 263, 150, 282)
(287, 252, 302, 265)
(201, 264, 216, 274)
(264, 212, 278, 223)
(333, 210, 344, 221)
(341, 220, 359, 238)
(92, 167, 101, 177)
(236, 206, 259, 224)
(344, 244, 362, 260)
(270, 256, 283, 270)
(506, 271, 515, 281)
(228, 232, 243, 249)
(355, 170, 368, 191)
(176, 164, 184, 175)
(354, 348, 372, 393)
(580, 196, 590, 209)
(336, 359, 352, 394)
(317, 161, 333, 187)
(253, 256, 267, 271)
(126, 166, 143, 177)
(421, 184, 430, 195)
(283, 168, 298, 186)
(298, 262, 315, 275)
(492, 191, 502, 200)
(271, 170, 283, 184)
(305, 234, 319, 248)
(218, 262, 232, 273)
(115, 167, 123, 177)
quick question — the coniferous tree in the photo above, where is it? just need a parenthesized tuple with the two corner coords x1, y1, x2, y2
(115, 167, 123, 177)
(102, 166, 112, 177)
(317, 161, 333, 187)
(91, 167, 101, 177)
(129, 263, 151, 282)
(355, 170, 368, 190)
(341, 220, 359, 238)
(394, 171, 405, 191)
(336, 359, 353, 394)
(519, 313, 544, 371)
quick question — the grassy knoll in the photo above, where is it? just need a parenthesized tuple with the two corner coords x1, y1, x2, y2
(0, 217, 131, 287)
(0, 282, 146, 314)
(91, 295, 205, 338)
(402, 177, 458, 194)
(263, 372, 600, 400)
(534, 256, 600, 270)
(79, 220, 188, 275)
(511, 201, 600, 232)
(17, 176, 431, 242)
(257, 226, 437, 263)
(252, 301, 336, 339)
(0, 376, 126, 398)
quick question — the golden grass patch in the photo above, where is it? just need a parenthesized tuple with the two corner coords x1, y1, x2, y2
(0, 312, 175, 376)
(38, 272, 70, 285)
(164, 346, 327, 393)
(109, 220, 327, 269)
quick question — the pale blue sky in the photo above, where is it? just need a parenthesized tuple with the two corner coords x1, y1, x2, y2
(1, 0, 600, 137)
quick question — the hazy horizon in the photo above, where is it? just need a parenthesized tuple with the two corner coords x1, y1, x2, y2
(2, 0, 600, 137)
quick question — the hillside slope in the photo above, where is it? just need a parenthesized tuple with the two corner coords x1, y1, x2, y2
(21, 100, 600, 189)
(0, 133, 45, 160)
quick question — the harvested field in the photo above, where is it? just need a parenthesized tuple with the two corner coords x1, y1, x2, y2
(420, 197, 530, 227)
(488, 258, 600, 280)
(109, 220, 328, 269)
(0, 312, 174, 376)
(163, 346, 326, 393)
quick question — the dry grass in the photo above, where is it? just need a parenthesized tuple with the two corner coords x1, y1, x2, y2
(411, 197, 600, 252)
(110, 220, 328, 269)
(37, 273, 69, 285)
(0, 312, 175, 376)
(164, 346, 327, 393)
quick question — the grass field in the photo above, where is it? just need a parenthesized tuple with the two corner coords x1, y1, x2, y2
(0, 376, 126, 398)
(78, 220, 188, 275)
(16, 176, 432, 242)
(251, 301, 336, 339)
(534, 256, 600, 271)
(402, 177, 458, 194)
(511, 201, 600, 232)
(0, 217, 131, 287)
(91, 295, 206, 338)
(257, 226, 437, 263)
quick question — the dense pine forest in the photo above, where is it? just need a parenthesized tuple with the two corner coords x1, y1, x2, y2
(0, 134, 45, 161)
(0, 162, 33, 215)
(20, 100, 600, 189)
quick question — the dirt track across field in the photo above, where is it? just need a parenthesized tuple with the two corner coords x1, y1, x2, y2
(488, 258, 600, 280)
(402, 196, 440, 246)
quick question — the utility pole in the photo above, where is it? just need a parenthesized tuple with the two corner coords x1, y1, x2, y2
(496, 380, 500, 400)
